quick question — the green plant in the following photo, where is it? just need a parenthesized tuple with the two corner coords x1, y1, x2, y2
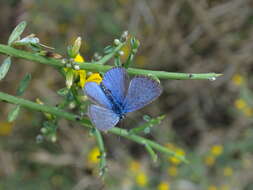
(0, 21, 221, 176)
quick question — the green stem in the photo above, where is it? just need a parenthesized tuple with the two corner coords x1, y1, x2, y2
(0, 91, 91, 127)
(93, 128, 107, 176)
(0, 44, 222, 80)
(0, 91, 187, 163)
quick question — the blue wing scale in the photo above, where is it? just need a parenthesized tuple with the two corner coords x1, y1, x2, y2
(88, 105, 120, 131)
(123, 76, 162, 113)
(83, 82, 112, 109)
(102, 67, 129, 104)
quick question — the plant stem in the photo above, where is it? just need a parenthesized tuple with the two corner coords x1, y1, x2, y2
(0, 91, 187, 163)
(0, 44, 222, 80)
(93, 128, 107, 176)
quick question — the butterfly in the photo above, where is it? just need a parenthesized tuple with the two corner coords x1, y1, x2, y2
(83, 67, 162, 131)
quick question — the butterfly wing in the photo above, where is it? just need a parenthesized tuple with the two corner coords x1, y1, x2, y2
(84, 82, 112, 109)
(88, 104, 120, 131)
(123, 76, 162, 113)
(102, 67, 129, 104)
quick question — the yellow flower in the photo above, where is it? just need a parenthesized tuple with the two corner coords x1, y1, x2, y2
(77, 70, 86, 87)
(168, 148, 185, 165)
(211, 145, 223, 156)
(242, 107, 253, 117)
(234, 99, 246, 110)
(157, 182, 170, 190)
(220, 184, 230, 190)
(135, 172, 148, 187)
(129, 160, 141, 173)
(86, 73, 102, 84)
(168, 166, 178, 177)
(223, 167, 233, 177)
(87, 147, 100, 164)
(74, 54, 84, 63)
(208, 185, 218, 190)
(232, 74, 244, 86)
(204, 155, 216, 166)
(0, 122, 13, 136)
(72, 54, 102, 88)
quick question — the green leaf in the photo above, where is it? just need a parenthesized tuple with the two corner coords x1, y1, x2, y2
(8, 21, 27, 45)
(57, 87, 69, 97)
(8, 105, 21, 122)
(0, 57, 12, 80)
(16, 74, 32, 96)
(104, 45, 114, 54)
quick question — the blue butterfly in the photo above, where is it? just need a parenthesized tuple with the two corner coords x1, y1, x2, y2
(84, 67, 162, 131)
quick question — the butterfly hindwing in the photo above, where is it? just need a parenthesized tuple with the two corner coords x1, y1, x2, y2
(123, 76, 162, 113)
(102, 67, 129, 104)
(88, 104, 120, 131)
(84, 82, 112, 109)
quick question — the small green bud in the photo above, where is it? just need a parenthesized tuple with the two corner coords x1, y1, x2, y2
(41, 127, 47, 134)
(114, 39, 120, 46)
(72, 36, 82, 58)
(66, 69, 74, 89)
(73, 64, 80, 70)
(120, 30, 129, 41)
(51, 135, 57, 143)
(68, 101, 76, 109)
(130, 37, 140, 50)
(119, 51, 124, 56)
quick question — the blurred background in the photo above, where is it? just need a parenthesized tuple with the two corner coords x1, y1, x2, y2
(1, 0, 253, 189)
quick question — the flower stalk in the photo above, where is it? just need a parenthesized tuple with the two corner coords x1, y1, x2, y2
(0, 44, 222, 80)
(0, 91, 188, 163)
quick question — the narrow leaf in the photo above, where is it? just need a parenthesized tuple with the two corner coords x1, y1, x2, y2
(8, 105, 21, 122)
(8, 21, 27, 45)
(57, 87, 69, 97)
(0, 57, 12, 80)
(17, 74, 32, 96)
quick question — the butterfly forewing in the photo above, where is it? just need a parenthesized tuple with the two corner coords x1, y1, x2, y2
(123, 76, 162, 113)
(102, 67, 129, 104)
(84, 82, 112, 109)
(88, 105, 120, 131)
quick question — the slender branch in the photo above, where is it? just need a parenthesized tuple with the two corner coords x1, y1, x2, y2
(0, 44, 222, 80)
(0, 91, 187, 162)
(93, 128, 107, 176)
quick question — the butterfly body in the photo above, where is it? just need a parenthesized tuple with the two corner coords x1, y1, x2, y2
(84, 67, 162, 131)
(100, 82, 125, 119)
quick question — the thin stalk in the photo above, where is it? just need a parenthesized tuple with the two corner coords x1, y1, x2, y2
(0, 91, 187, 163)
(0, 44, 222, 80)
(93, 128, 107, 176)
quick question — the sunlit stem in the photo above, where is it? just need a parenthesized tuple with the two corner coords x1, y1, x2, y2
(0, 91, 188, 163)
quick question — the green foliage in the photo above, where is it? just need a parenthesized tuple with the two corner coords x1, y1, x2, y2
(16, 74, 32, 96)
(0, 57, 11, 80)
(7, 105, 20, 122)
(8, 21, 27, 46)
